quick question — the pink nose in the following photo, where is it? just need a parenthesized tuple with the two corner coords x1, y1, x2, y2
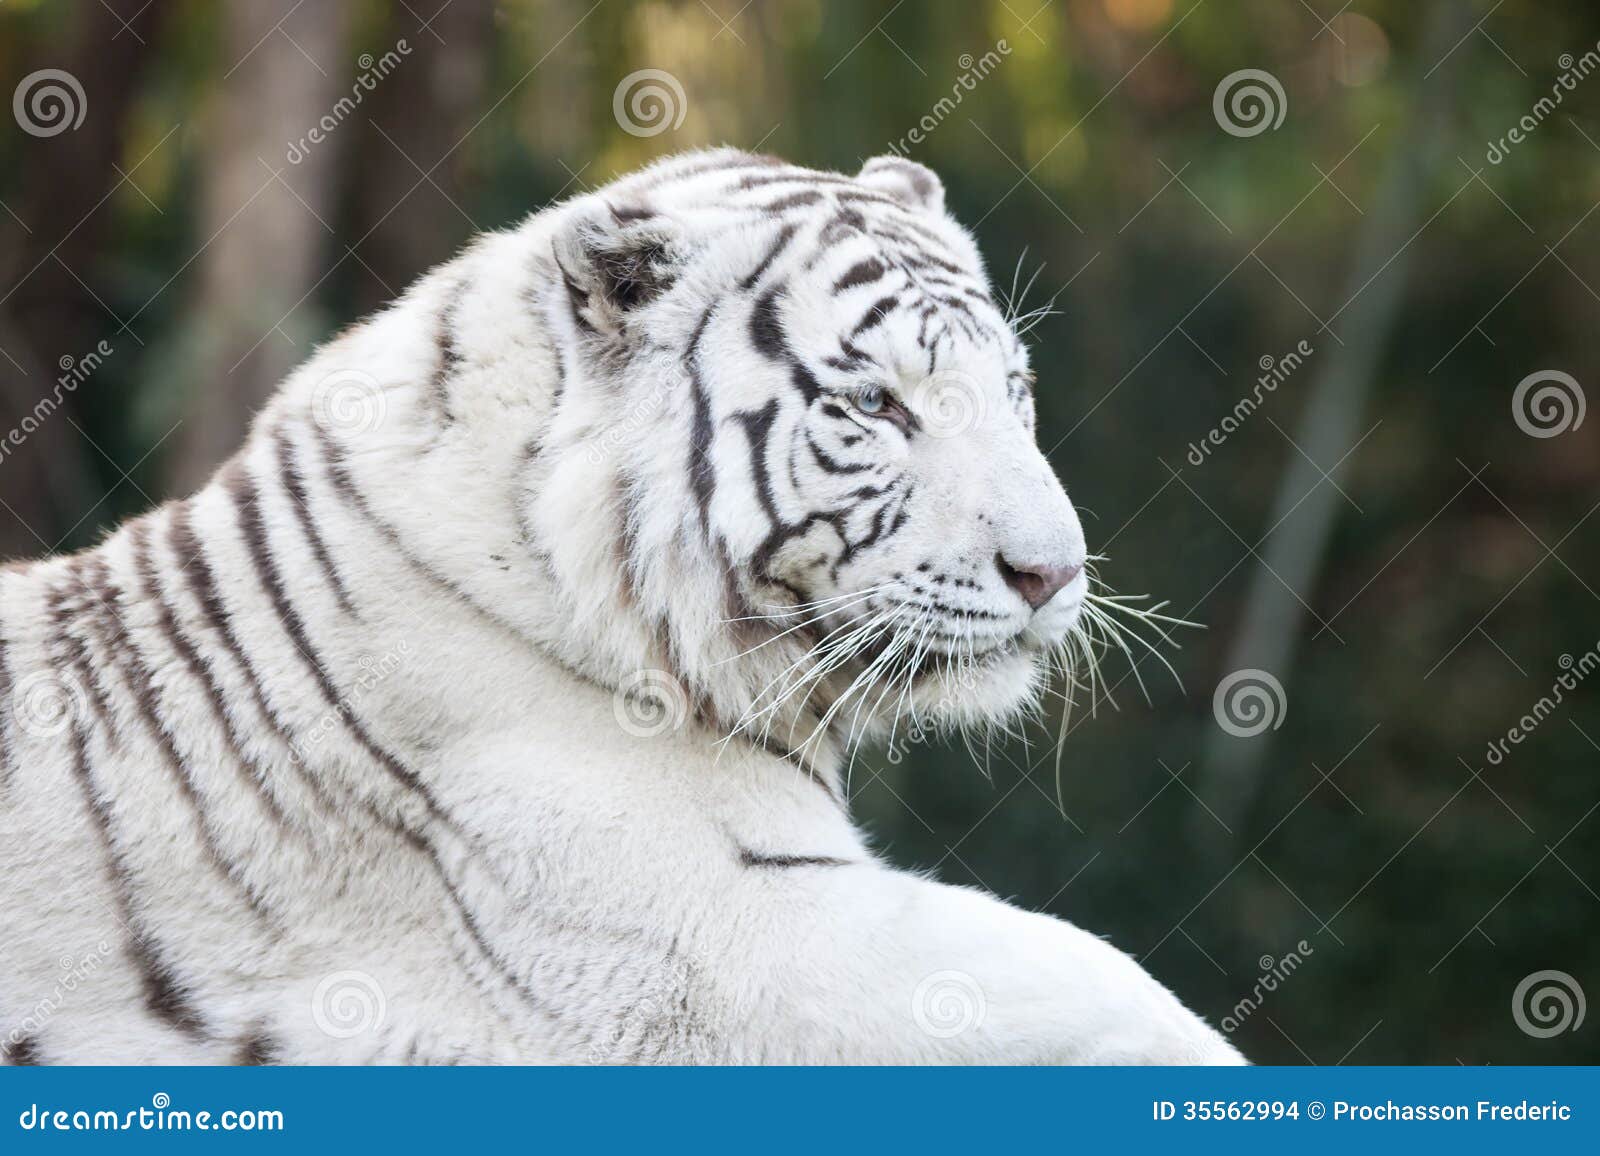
(998, 555, 1082, 611)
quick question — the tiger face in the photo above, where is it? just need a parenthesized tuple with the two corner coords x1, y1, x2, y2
(541, 151, 1088, 751)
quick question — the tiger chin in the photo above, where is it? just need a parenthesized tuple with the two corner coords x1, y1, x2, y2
(0, 149, 1242, 1066)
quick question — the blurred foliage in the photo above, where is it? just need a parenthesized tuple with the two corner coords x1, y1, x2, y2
(1, 0, 1597, 1063)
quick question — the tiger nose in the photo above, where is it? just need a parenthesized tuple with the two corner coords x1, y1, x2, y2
(996, 554, 1082, 611)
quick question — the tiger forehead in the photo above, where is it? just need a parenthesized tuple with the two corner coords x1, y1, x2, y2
(601, 150, 1022, 366)
(608, 153, 983, 280)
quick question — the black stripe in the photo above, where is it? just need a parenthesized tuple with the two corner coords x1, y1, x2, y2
(312, 426, 527, 643)
(222, 459, 457, 835)
(686, 306, 718, 537)
(837, 492, 897, 569)
(818, 206, 867, 247)
(49, 577, 209, 1043)
(748, 288, 820, 403)
(739, 222, 798, 291)
(807, 432, 873, 475)
(168, 505, 343, 824)
(179, 491, 539, 1021)
(552, 247, 596, 335)
(433, 282, 465, 421)
(733, 171, 861, 193)
(132, 519, 293, 833)
(833, 258, 885, 294)
(273, 426, 357, 617)
(614, 469, 647, 613)
(756, 190, 824, 214)
(851, 294, 899, 337)
(415, 834, 554, 1020)
(749, 286, 787, 361)
(78, 555, 278, 928)
(723, 716, 843, 809)
(235, 1030, 279, 1065)
(0, 607, 14, 791)
(831, 187, 913, 211)
(636, 153, 786, 188)
(864, 211, 952, 250)
(56, 566, 124, 751)
(2, 1034, 40, 1065)
(607, 202, 655, 222)
(739, 848, 852, 869)
(732, 399, 783, 533)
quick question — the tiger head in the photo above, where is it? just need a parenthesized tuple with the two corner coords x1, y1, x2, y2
(520, 150, 1090, 764)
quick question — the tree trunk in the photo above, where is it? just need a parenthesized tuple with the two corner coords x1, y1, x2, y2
(1193, 2, 1475, 852)
(169, 0, 349, 492)
(0, 0, 164, 558)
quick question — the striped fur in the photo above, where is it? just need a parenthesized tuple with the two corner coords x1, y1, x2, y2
(0, 150, 1240, 1064)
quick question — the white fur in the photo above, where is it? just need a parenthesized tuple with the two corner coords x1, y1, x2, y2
(0, 150, 1241, 1064)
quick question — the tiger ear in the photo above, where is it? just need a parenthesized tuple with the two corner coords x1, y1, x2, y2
(857, 155, 945, 214)
(551, 198, 680, 335)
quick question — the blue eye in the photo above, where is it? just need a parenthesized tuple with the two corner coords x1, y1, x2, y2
(855, 385, 887, 415)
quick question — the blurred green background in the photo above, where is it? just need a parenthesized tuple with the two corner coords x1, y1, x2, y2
(1, 0, 1596, 1063)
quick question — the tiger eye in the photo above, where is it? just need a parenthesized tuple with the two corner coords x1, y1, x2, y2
(856, 385, 886, 415)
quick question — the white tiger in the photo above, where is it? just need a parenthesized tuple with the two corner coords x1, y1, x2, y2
(0, 150, 1242, 1065)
